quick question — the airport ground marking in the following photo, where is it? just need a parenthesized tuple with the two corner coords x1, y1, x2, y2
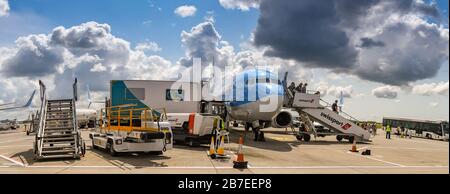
(346, 151, 406, 167)
(0, 154, 25, 167)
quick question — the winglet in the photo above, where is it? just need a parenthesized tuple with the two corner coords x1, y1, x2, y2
(87, 84, 92, 109)
(24, 90, 36, 108)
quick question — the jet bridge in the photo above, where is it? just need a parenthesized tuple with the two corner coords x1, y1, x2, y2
(291, 93, 371, 142)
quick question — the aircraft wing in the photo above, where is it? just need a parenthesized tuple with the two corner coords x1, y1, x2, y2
(0, 90, 36, 111)
(0, 102, 15, 107)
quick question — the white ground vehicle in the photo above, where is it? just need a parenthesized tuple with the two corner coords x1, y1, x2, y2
(383, 117, 449, 141)
(166, 113, 221, 146)
(90, 106, 173, 156)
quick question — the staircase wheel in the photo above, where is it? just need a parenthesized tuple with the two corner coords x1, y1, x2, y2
(296, 134, 304, 141)
(303, 134, 311, 142)
(348, 136, 355, 143)
(336, 135, 343, 142)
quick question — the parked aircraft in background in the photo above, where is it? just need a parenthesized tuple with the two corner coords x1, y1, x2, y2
(0, 90, 36, 111)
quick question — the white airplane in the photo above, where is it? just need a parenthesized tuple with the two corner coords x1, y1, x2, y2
(0, 102, 15, 107)
(0, 90, 36, 111)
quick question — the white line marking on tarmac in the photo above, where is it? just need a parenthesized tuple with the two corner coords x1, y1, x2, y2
(245, 166, 448, 169)
(0, 165, 447, 170)
(346, 151, 405, 167)
(0, 154, 25, 167)
(14, 165, 234, 169)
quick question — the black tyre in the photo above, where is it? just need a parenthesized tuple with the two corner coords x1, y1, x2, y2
(336, 135, 343, 142)
(91, 139, 98, 149)
(186, 138, 199, 147)
(303, 134, 311, 142)
(107, 141, 117, 157)
(233, 123, 239, 127)
(348, 136, 355, 143)
(296, 135, 303, 141)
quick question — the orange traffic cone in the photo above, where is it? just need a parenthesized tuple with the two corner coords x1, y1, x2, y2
(217, 135, 225, 156)
(233, 136, 248, 169)
(349, 138, 359, 153)
(209, 136, 216, 159)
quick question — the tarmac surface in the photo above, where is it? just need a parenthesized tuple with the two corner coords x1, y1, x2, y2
(0, 126, 448, 174)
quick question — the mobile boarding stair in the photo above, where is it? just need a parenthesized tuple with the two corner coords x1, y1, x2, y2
(34, 79, 86, 160)
(290, 92, 372, 143)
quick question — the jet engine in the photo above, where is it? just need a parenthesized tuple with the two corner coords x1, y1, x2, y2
(271, 111, 292, 128)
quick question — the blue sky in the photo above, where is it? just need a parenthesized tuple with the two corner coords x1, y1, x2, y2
(0, 0, 449, 122)
(5, 0, 260, 61)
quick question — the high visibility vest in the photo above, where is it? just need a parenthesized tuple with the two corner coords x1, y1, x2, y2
(386, 125, 392, 132)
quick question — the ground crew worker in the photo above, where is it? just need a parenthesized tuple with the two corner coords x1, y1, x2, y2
(386, 125, 392, 139)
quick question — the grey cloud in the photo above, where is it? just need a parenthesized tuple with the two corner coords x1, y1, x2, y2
(254, 0, 358, 69)
(253, 0, 448, 86)
(2, 34, 65, 77)
(372, 85, 400, 99)
(360, 38, 385, 48)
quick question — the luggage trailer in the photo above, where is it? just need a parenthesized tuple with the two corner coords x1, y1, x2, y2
(90, 104, 173, 156)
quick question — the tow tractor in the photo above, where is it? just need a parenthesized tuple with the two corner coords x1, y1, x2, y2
(89, 104, 173, 156)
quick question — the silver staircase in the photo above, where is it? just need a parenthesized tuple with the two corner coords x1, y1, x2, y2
(34, 79, 86, 160)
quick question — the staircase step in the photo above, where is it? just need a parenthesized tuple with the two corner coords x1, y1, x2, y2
(42, 144, 75, 149)
(45, 127, 74, 130)
(43, 134, 76, 138)
(45, 118, 73, 121)
(40, 154, 79, 159)
(47, 99, 73, 103)
(41, 149, 75, 154)
(43, 137, 75, 141)
(43, 141, 75, 145)
(47, 110, 73, 114)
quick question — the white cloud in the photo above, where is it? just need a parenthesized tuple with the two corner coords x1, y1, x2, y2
(135, 41, 162, 52)
(219, 0, 260, 11)
(174, 5, 197, 18)
(0, 0, 9, 17)
(314, 82, 353, 98)
(90, 63, 107, 72)
(372, 85, 401, 99)
(412, 81, 449, 96)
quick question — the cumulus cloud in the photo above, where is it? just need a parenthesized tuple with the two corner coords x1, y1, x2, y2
(412, 81, 449, 96)
(135, 41, 161, 52)
(372, 85, 401, 99)
(219, 0, 260, 11)
(0, 0, 9, 17)
(174, 5, 197, 18)
(0, 21, 180, 101)
(253, 0, 449, 86)
(315, 82, 353, 98)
